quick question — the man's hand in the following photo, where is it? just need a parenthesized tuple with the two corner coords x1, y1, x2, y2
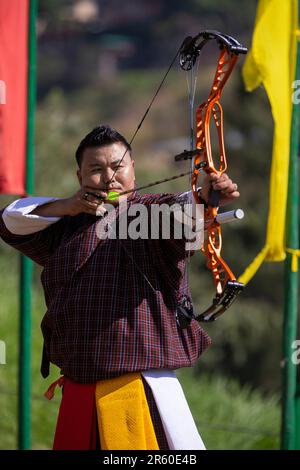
(29, 187, 109, 218)
(200, 173, 240, 207)
(64, 187, 108, 217)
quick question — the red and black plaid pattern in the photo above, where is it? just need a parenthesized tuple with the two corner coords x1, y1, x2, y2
(0, 192, 211, 383)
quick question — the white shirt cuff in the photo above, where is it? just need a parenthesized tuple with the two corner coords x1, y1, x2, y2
(2, 197, 62, 235)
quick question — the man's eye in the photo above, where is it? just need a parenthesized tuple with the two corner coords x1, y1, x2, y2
(91, 168, 102, 172)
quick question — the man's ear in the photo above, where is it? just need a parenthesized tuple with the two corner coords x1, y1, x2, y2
(77, 168, 82, 186)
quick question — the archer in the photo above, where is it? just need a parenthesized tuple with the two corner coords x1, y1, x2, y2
(0, 124, 239, 450)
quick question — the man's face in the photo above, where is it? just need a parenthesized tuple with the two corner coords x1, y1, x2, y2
(77, 142, 135, 198)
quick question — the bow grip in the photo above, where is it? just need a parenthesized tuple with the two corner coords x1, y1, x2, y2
(208, 188, 220, 207)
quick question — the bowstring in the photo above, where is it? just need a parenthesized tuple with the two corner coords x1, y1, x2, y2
(185, 57, 200, 291)
(103, 40, 202, 313)
(103, 41, 186, 298)
(107, 45, 182, 188)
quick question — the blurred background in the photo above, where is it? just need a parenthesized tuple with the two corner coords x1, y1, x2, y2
(0, 0, 293, 449)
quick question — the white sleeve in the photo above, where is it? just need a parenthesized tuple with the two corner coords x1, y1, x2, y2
(2, 197, 62, 235)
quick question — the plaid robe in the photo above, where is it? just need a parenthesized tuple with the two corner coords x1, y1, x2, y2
(0, 192, 211, 383)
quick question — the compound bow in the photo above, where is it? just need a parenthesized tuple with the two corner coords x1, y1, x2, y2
(175, 31, 247, 322)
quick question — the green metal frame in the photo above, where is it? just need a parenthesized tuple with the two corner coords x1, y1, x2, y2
(281, 2, 300, 451)
(18, 0, 37, 450)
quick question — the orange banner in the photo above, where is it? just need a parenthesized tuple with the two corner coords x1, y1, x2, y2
(0, 0, 29, 195)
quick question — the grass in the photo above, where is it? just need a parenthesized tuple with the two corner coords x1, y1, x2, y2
(0, 247, 280, 450)
(177, 369, 280, 450)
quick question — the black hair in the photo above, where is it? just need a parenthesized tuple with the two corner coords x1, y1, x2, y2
(75, 125, 132, 167)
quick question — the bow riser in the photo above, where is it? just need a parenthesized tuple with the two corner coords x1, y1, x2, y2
(180, 32, 247, 322)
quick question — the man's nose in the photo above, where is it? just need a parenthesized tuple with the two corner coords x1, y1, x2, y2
(102, 168, 116, 184)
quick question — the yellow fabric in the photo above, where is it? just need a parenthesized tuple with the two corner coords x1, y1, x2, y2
(286, 248, 300, 272)
(95, 373, 159, 450)
(239, 0, 298, 285)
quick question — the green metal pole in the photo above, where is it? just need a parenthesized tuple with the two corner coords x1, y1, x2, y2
(296, 384, 300, 448)
(18, 0, 37, 450)
(281, 3, 300, 451)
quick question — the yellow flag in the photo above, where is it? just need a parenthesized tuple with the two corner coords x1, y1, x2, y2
(239, 0, 298, 284)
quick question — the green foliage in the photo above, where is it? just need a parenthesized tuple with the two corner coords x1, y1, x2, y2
(0, 252, 60, 449)
(177, 368, 280, 450)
